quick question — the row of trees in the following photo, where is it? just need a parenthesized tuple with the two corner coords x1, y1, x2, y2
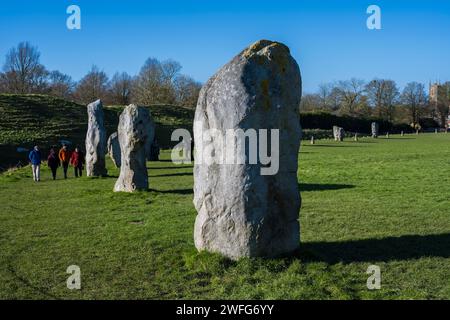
(301, 78, 450, 128)
(0, 42, 202, 108)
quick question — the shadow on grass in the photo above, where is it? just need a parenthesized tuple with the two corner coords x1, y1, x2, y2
(148, 165, 193, 170)
(149, 172, 192, 178)
(299, 183, 355, 192)
(299, 233, 450, 263)
(307, 144, 364, 148)
(149, 188, 193, 195)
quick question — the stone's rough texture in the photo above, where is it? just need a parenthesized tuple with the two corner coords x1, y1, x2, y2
(371, 122, 379, 138)
(193, 40, 302, 260)
(107, 132, 121, 168)
(85, 99, 107, 177)
(333, 126, 345, 141)
(114, 104, 155, 192)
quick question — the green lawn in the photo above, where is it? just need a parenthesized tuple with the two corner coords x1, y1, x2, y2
(0, 133, 449, 299)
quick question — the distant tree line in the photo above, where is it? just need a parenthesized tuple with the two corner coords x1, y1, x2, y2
(0, 42, 202, 108)
(301, 78, 450, 128)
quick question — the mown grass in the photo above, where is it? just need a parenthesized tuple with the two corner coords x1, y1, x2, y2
(0, 133, 449, 299)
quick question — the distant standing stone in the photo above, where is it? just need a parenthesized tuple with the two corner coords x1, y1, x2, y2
(371, 122, 379, 138)
(311, 136, 315, 145)
(193, 40, 302, 259)
(85, 99, 107, 177)
(401, 131, 404, 136)
(354, 133, 358, 141)
(333, 126, 344, 141)
(107, 132, 121, 168)
(386, 132, 390, 139)
(114, 104, 155, 192)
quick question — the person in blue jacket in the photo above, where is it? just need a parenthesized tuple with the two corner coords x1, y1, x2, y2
(28, 145, 42, 182)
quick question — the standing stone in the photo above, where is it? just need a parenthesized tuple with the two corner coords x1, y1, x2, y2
(386, 132, 390, 139)
(371, 122, 379, 138)
(401, 131, 404, 136)
(85, 99, 107, 177)
(114, 104, 154, 192)
(354, 133, 358, 141)
(310, 136, 315, 145)
(107, 132, 121, 168)
(333, 126, 344, 141)
(193, 40, 302, 259)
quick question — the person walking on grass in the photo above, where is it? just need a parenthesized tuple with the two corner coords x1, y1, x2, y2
(58, 144, 71, 179)
(47, 148, 60, 180)
(70, 146, 85, 177)
(28, 145, 41, 182)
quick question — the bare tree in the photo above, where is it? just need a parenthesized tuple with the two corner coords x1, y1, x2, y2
(335, 78, 366, 116)
(317, 83, 333, 110)
(133, 58, 181, 105)
(48, 70, 74, 99)
(109, 72, 132, 105)
(173, 74, 201, 108)
(299, 93, 321, 112)
(2, 42, 48, 93)
(401, 82, 427, 127)
(74, 65, 109, 104)
(366, 79, 399, 121)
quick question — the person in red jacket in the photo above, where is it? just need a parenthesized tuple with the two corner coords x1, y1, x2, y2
(47, 148, 60, 180)
(70, 147, 85, 178)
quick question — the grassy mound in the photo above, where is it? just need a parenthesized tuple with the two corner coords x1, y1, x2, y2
(0, 134, 449, 299)
(0, 94, 194, 169)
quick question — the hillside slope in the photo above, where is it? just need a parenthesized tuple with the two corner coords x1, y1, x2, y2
(0, 94, 194, 170)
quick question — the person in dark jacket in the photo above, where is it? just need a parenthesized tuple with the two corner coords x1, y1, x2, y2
(70, 147, 85, 177)
(59, 144, 71, 179)
(28, 145, 42, 182)
(47, 148, 60, 180)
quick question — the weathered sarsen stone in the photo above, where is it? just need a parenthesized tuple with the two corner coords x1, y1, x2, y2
(193, 40, 302, 259)
(114, 104, 155, 192)
(107, 132, 121, 168)
(371, 122, 379, 138)
(85, 99, 107, 177)
(333, 126, 344, 141)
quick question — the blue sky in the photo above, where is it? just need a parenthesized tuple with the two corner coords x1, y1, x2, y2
(1, 0, 449, 93)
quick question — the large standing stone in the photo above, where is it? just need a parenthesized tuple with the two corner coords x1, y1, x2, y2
(193, 40, 302, 259)
(85, 99, 107, 177)
(107, 132, 121, 168)
(333, 126, 345, 141)
(114, 104, 155, 192)
(371, 122, 379, 138)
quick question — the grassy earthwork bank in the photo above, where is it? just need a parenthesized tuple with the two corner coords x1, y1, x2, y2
(0, 133, 449, 299)
(0, 94, 194, 169)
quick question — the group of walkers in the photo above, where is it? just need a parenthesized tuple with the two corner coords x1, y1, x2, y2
(28, 144, 85, 182)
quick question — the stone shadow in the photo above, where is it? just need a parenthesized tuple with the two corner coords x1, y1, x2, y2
(297, 233, 450, 263)
(148, 165, 193, 170)
(149, 188, 193, 195)
(307, 144, 364, 148)
(149, 172, 192, 178)
(299, 183, 355, 192)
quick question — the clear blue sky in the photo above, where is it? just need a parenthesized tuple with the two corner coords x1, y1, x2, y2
(1, 0, 449, 93)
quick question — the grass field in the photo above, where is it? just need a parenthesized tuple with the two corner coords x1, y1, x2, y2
(0, 133, 449, 299)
